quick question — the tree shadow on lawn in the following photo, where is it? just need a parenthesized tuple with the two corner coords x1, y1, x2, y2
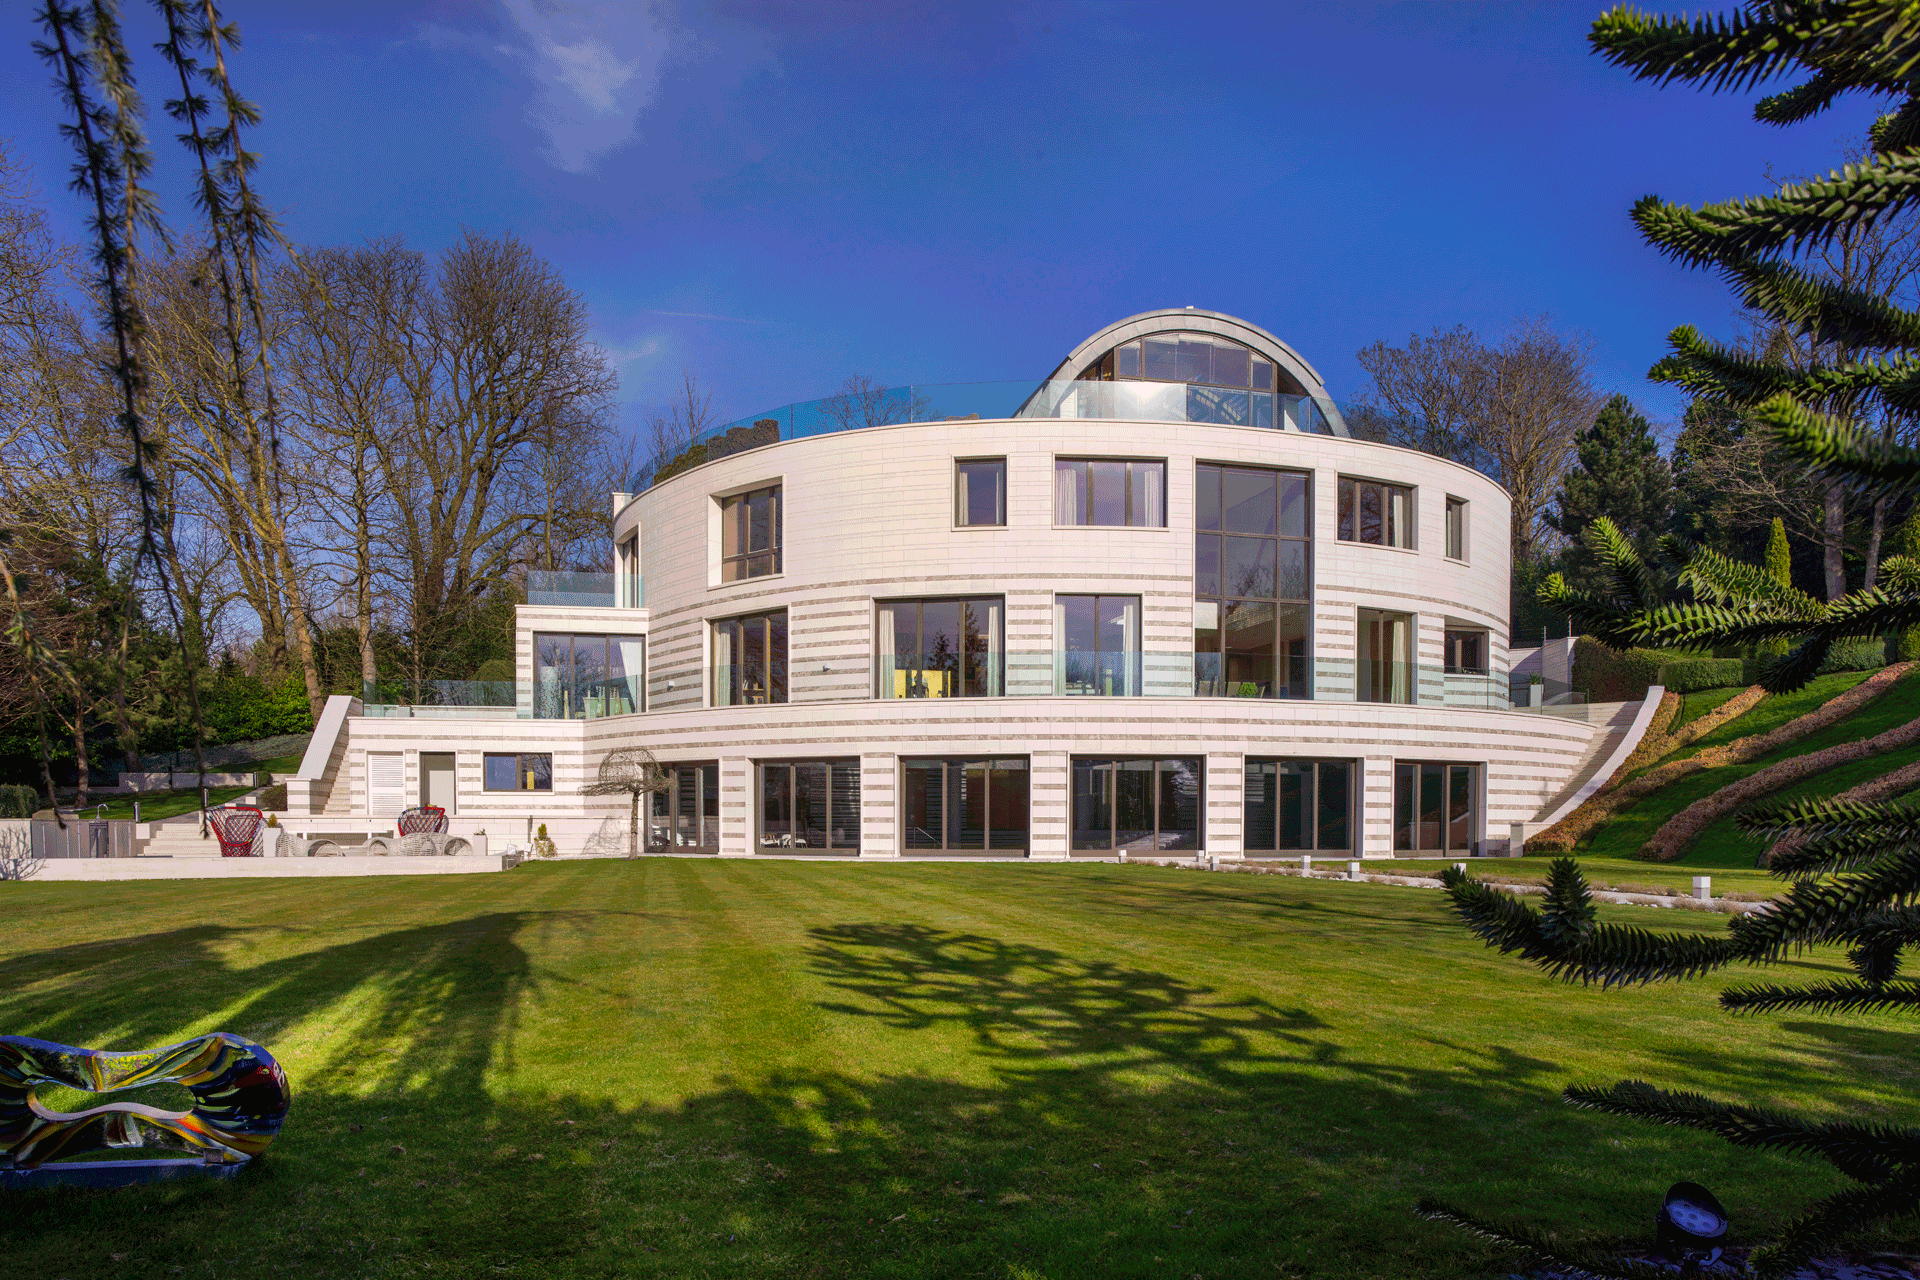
(0, 915, 1894, 1279)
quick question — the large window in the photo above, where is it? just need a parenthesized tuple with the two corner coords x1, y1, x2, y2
(1357, 608, 1413, 704)
(1338, 478, 1412, 548)
(955, 459, 1006, 527)
(1444, 497, 1467, 561)
(648, 761, 719, 852)
(902, 758, 1029, 855)
(483, 753, 552, 792)
(1194, 463, 1310, 699)
(877, 598, 1002, 698)
(1244, 760, 1352, 854)
(759, 760, 860, 851)
(1055, 459, 1165, 527)
(1071, 757, 1201, 855)
(720, 485, 782, 582)
(534, 634, 644, 719)
(1395, 762, 1480, 854)
(1056, 594, 1140, 695)
(1445, 629, 1487, 675)
(714, 611, 787, 706)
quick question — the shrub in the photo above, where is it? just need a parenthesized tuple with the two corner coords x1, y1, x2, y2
(1655, 657, 1745, 692)
(1571, 638, 1709, 701)
(0, 784, 38, 818)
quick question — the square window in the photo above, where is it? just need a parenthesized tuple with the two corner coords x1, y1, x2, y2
(720, 486, 782, 582)
(1337, 477, 1413, 548)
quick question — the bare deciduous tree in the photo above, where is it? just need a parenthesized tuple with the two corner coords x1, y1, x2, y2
(584, 746, 668, 858)
(820, 374, 931, 431)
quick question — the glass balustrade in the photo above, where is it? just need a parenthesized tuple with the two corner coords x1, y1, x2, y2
(527, 571, 620, 607)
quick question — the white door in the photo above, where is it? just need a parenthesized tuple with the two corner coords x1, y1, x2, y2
(421, 753, 456, 815)
(367, 752, 405, 818)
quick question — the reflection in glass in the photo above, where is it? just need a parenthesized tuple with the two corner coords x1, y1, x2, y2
(1244, 760, 1353, 853)
(903, 758, 1030, 854)
(1338, 477, 1414, 548)
(878, 598, 1002, 698)
(1071, 758, 1200, 853)
(1194, 463, 1311, 699)
(1057, 595, 1140, 695)
(956, 459, 1006, 526)
(759, 760, 860, 849)
(648, 762, 719, 851)
(721, 486, 782, 581)
(535, 634, 645, 719)
(714, 611, 788, 706)
(1394, 762, 1479, 853)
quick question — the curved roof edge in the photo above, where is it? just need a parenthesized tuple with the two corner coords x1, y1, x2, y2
(1042, 308, 1346, 436)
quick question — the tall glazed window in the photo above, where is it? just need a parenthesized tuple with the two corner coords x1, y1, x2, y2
(648, 761, 719, 852)
(1194, 463, 1310, 698)
(877, 598, 1002, 697)
(713, 611, 787, 706)
(720, 486, 782, 581)
(1056, 594, 1140, 695)
(902, 758, 1030, 855)
(759, 760, 860, 851)
(534, 634, 644, 718)
(1357, 609, 1413, 704)
(1244, 760, 1352, 854)
(1070, 757, 1201, 854)
(1394, 762, 1480, 854)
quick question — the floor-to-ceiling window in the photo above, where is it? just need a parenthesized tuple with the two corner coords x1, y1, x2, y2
(1070, 757, 1201, 855)
(648, 761, 720, 852)
(876, 598, 1002, 698)
(1357, 609, 1413, 704)
(902, 758, 1030, 855)
(533, 634, 644, 718)
(1394, 762, 1481, 854)
(1243, 760, 1353, 855)
(1056, 594, 1140, 695)
(759, 760, 861, 851)
(1194, 463, 1310, 698)
(713, 611, 787, 706)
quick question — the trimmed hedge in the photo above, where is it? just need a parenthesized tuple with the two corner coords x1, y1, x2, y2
(1741, 636, 1891, 682)
(1656, 658, 1746, 693)
(1572, 639, 1715, 701)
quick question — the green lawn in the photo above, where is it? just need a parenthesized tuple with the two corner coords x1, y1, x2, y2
(72, 784, 256, 822)
(3, 861, 1916, 1279)
(1661, 669, 1876, 765)
(1669, 683, 1749, 732)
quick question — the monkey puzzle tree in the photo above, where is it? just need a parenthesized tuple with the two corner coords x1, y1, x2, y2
(1420, 3, 1920, 1275)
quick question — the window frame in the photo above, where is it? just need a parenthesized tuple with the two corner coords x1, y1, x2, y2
(1193, 462, 1312, 700)
(1444, 628, 1489, 676)
(756, 758, 861, 852)
(718, 484, 783, 583)
(1444, 496, 1468, 562)
(712, 609, 788, 707)
(1356, 607, 1415, 704)
(482, 752, 553, 792)
(1393, 761, 1482, 854)
(1053, 457, 1168, 528)
(532, 632, 646, 719)
(954, 457, 1007, 528)
(1242, 758, 1356, 855)
(875, 596, 1004, 699)
(900, 757, 1031, 856)
(619, 534, 641, 606)
(1069, 756, 1203, 855)
(647, 760, 721, 852)
(1337, 476, 1415, 549)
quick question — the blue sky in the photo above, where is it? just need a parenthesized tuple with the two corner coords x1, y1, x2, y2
(0, 0, 1891, 437)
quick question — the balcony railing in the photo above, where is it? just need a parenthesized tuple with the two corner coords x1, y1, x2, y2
(527, 570, 620, 608)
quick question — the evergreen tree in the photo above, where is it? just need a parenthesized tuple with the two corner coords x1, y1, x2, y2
(1765, 516, 1792, 588)
(1421, 4, 1920, 1276)
(1545, 393, 1674, 592)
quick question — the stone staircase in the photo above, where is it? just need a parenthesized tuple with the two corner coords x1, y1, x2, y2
(1499, 700, 1647, 852)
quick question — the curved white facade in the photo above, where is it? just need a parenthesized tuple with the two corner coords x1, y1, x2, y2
(297, 312, 1601, 860)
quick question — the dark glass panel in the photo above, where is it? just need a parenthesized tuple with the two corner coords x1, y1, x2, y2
(1196, 464, 1221, 532)
(1278, 605, 1309, 698)
(1114, 759, 1155, 849)
(1253, 391, 1274, 429)
(1097, 595, 1130, 654)
(761, 766, 792, 846)
(1448, 765, 1473, 852)
(1060, 594, 1096, 653)
(1195, 534, 1221, 597)
(1251, 358, 1274, 391)
(796, 763, 829, 847)
(768, 613, 789, 703)
(748, 489, 773, 553)
(958, 460, 1005, 527)
(1089, 460, 1128, 526)
(1318, 762, 1351, 852)
(1055, 459, 1088, 525)
(1176, 337, 1210, 384)
(1223, 467, 1277, 535)
(1278, 472, 1308, 538)
(1360, 482, 1383, 544)
(1243, 762, 1276, 852)
(1189, 386, 1248, 425)
(484, 754, 516, 791)
(1275, 541, 1308, 601)
(904, 761, 941, 850)
(1224, 600, 1275, 694)
(742, 617, 768, 703)
(1116, 342, 1141, 379)
(1419, 763, 1444, 851)
(1338, 478, 1356, 540)
(988, 762, 1029, 850)
(1159, 759, 1200, 850)
(1144, 336, 1178, 380)
(526, 755, 552, 791)
(1224, 536, 1275, 598)
(1278, 762, 1308, 850)
(1210, 342, 1250, 388)
(830, 761, 861, 849)
(922, 600, 962, 698)
(1394, 765, 1415, 851)
(1071, 759, 1111, 850)
(956, 761, 988, 850)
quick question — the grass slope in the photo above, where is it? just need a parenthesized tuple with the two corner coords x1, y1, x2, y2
(2, 861, 1916, 1279)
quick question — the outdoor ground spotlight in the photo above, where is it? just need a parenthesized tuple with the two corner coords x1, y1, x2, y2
(1656, 1181, 1727, 1266)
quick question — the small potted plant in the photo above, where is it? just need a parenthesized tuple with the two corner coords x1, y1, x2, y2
(533, 823, 558, 858)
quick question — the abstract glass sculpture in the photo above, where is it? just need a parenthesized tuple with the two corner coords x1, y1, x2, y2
(1, 1031, 289, 1187)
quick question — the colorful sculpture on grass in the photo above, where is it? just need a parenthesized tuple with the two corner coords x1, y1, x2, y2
(0, 1031, 289, 1177)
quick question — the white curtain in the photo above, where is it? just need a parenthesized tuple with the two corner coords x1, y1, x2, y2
(1054, 462, 1082, 525)
(876, 604, 900, 698)
(1133, 463, 1163, 527)
(712, 623, 734, 706)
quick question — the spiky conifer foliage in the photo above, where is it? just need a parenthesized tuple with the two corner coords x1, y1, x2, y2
(1422, 3, 1920, 1274)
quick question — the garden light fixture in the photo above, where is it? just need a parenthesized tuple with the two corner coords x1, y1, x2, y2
(1656, 1181, 1726, 1266)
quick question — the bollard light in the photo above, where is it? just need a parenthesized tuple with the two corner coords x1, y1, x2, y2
(1347, 860, 1361, 880)
(1656, 1181, 1727, 1265)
